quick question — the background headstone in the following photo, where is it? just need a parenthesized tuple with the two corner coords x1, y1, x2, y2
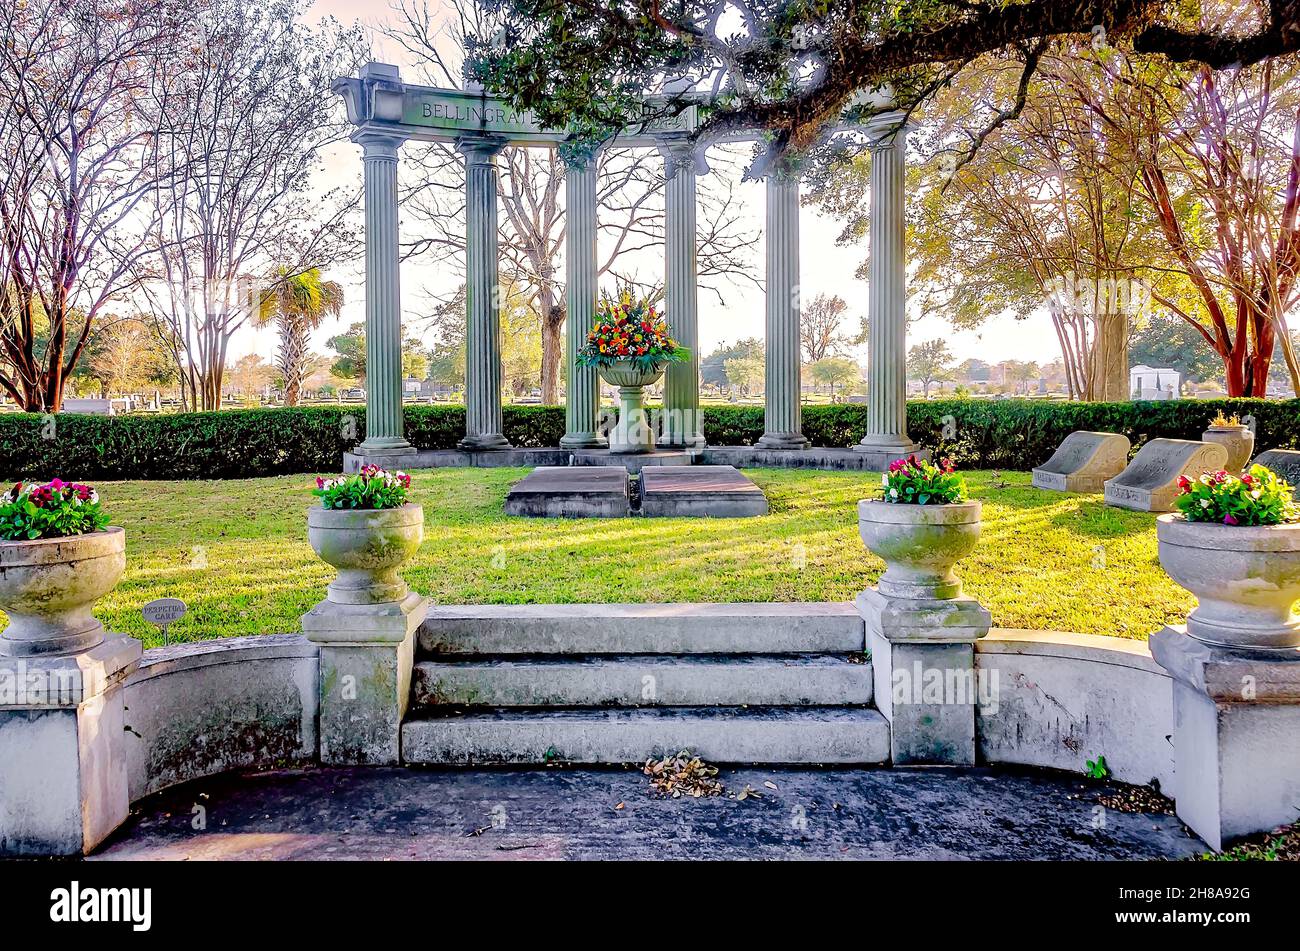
(1253, 449, 1300, 488)
(1032, 431, 1131, 493)
(1103, 438, 1229, 512)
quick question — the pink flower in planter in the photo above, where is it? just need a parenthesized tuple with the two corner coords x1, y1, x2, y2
(1223, 513, 1239, 525)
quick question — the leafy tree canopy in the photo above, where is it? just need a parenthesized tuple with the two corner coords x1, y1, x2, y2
(472, 1, 1300, 174)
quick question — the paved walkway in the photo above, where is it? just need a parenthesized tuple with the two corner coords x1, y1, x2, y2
(90, 766, 1205, 860)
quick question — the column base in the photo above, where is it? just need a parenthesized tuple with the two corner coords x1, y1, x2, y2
(854, 436, 919, 452)
(851, 443, 930, 470)
(756, 432, 810, 450)
(302, 592, 428, 766)
(0, 634, 141, 856)
(1150, 625, 1300, 851)
(560, 433, 608, 450)
(857, 587, 991, 766)
(657, 434, 706, 451)
(458, 433, 513, 452)
(344, 447, 420, 474)
(357, 438, 416, 455)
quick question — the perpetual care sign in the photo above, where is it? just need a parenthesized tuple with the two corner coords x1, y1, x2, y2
(141, 597, 187, 645)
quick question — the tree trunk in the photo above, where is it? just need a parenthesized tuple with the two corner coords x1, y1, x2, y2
(279, 318, 308, 407)
(1091, 311, 1130, 401)
(540, 299, 566, 406)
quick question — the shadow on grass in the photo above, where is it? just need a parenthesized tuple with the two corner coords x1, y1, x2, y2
(1049, 500, 1153, 539)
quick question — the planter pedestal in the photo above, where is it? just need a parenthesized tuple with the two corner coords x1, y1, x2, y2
(1150, 627, 1300, 851)
(857, 590, 991, 766)
(598, 361, 665, 455)
(856, 500, 990, 765)
(302, 504, 427, 766)
(0, 634, 141, 856)
(610, 384, 655, 454)
(302, 593, 426, 767)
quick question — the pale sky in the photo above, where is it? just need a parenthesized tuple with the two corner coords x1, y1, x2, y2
(225, 0, 1063, 370)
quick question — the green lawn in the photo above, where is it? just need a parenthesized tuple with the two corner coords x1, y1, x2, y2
(73, 468, 1191, 649)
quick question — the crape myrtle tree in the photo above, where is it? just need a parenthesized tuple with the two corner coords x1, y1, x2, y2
(142, 0, 365, 411)
(387, 0, 758, 406)
(467, 1, 1300, 178)
(0, 0, 178, 412)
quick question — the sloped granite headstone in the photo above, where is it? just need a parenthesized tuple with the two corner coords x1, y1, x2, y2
(1252, 449, 1300, 488)
(1031, 431, 1131, 493)
(1103, 438, 1229, 512)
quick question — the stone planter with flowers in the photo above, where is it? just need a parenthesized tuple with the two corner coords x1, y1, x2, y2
(576, 290, 690, 454)
(301, 465, 428, 766)
(1201, 413, 1255, 474)
(1150, 463, 1300, 851)
(856, 456, 991, 766)
(1157, 465, 1300, 651)
(0, 479, 141, 857)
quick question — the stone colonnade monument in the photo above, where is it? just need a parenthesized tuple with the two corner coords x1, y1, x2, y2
(332, 63, 922, 469)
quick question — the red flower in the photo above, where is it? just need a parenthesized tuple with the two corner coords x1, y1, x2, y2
(1177, 475, 1191, 491)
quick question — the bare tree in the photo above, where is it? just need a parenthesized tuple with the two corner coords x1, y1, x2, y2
(140, 0, 365, 410)
(387, 0, 758, 405)
(800, 293, 856, 363)
(0, 0, 175, 411)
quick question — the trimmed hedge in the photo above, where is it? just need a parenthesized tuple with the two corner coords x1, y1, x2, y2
(1, 398, 1296, 480)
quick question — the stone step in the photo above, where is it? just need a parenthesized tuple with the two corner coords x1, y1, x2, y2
(412, 655, 873, 708)
(401, 706, 890, 765)
(418, 603, 865, 656)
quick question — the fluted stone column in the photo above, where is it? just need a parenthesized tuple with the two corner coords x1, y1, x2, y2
(458, 135, 511, 451)
(855, 116, 920, 459)
(659, 142, 703, 448)
(357, 131, 414, 456)
(560, 151, 604, 448)
(757, 171, 809, 450)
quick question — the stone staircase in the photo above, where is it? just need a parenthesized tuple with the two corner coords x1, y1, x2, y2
(401, 603, 890, 765)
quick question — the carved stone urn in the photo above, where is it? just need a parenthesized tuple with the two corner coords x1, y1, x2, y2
(0, 527, 126, 657)
(1201, 422, 1255, 474)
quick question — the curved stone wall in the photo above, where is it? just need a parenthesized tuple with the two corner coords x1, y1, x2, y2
(976, 629, 1174, 790)
(122, 634, 318, 800)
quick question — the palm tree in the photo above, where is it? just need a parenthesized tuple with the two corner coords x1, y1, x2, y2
(256, 269, 344, 406)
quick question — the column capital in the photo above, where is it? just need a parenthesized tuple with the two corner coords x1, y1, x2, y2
(560, 140, 603, 173)
(353, 129, 407, 161)
(658, 137, 706, 180)
(864, 110, 910, 150)
(457, 133, 508, 164)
